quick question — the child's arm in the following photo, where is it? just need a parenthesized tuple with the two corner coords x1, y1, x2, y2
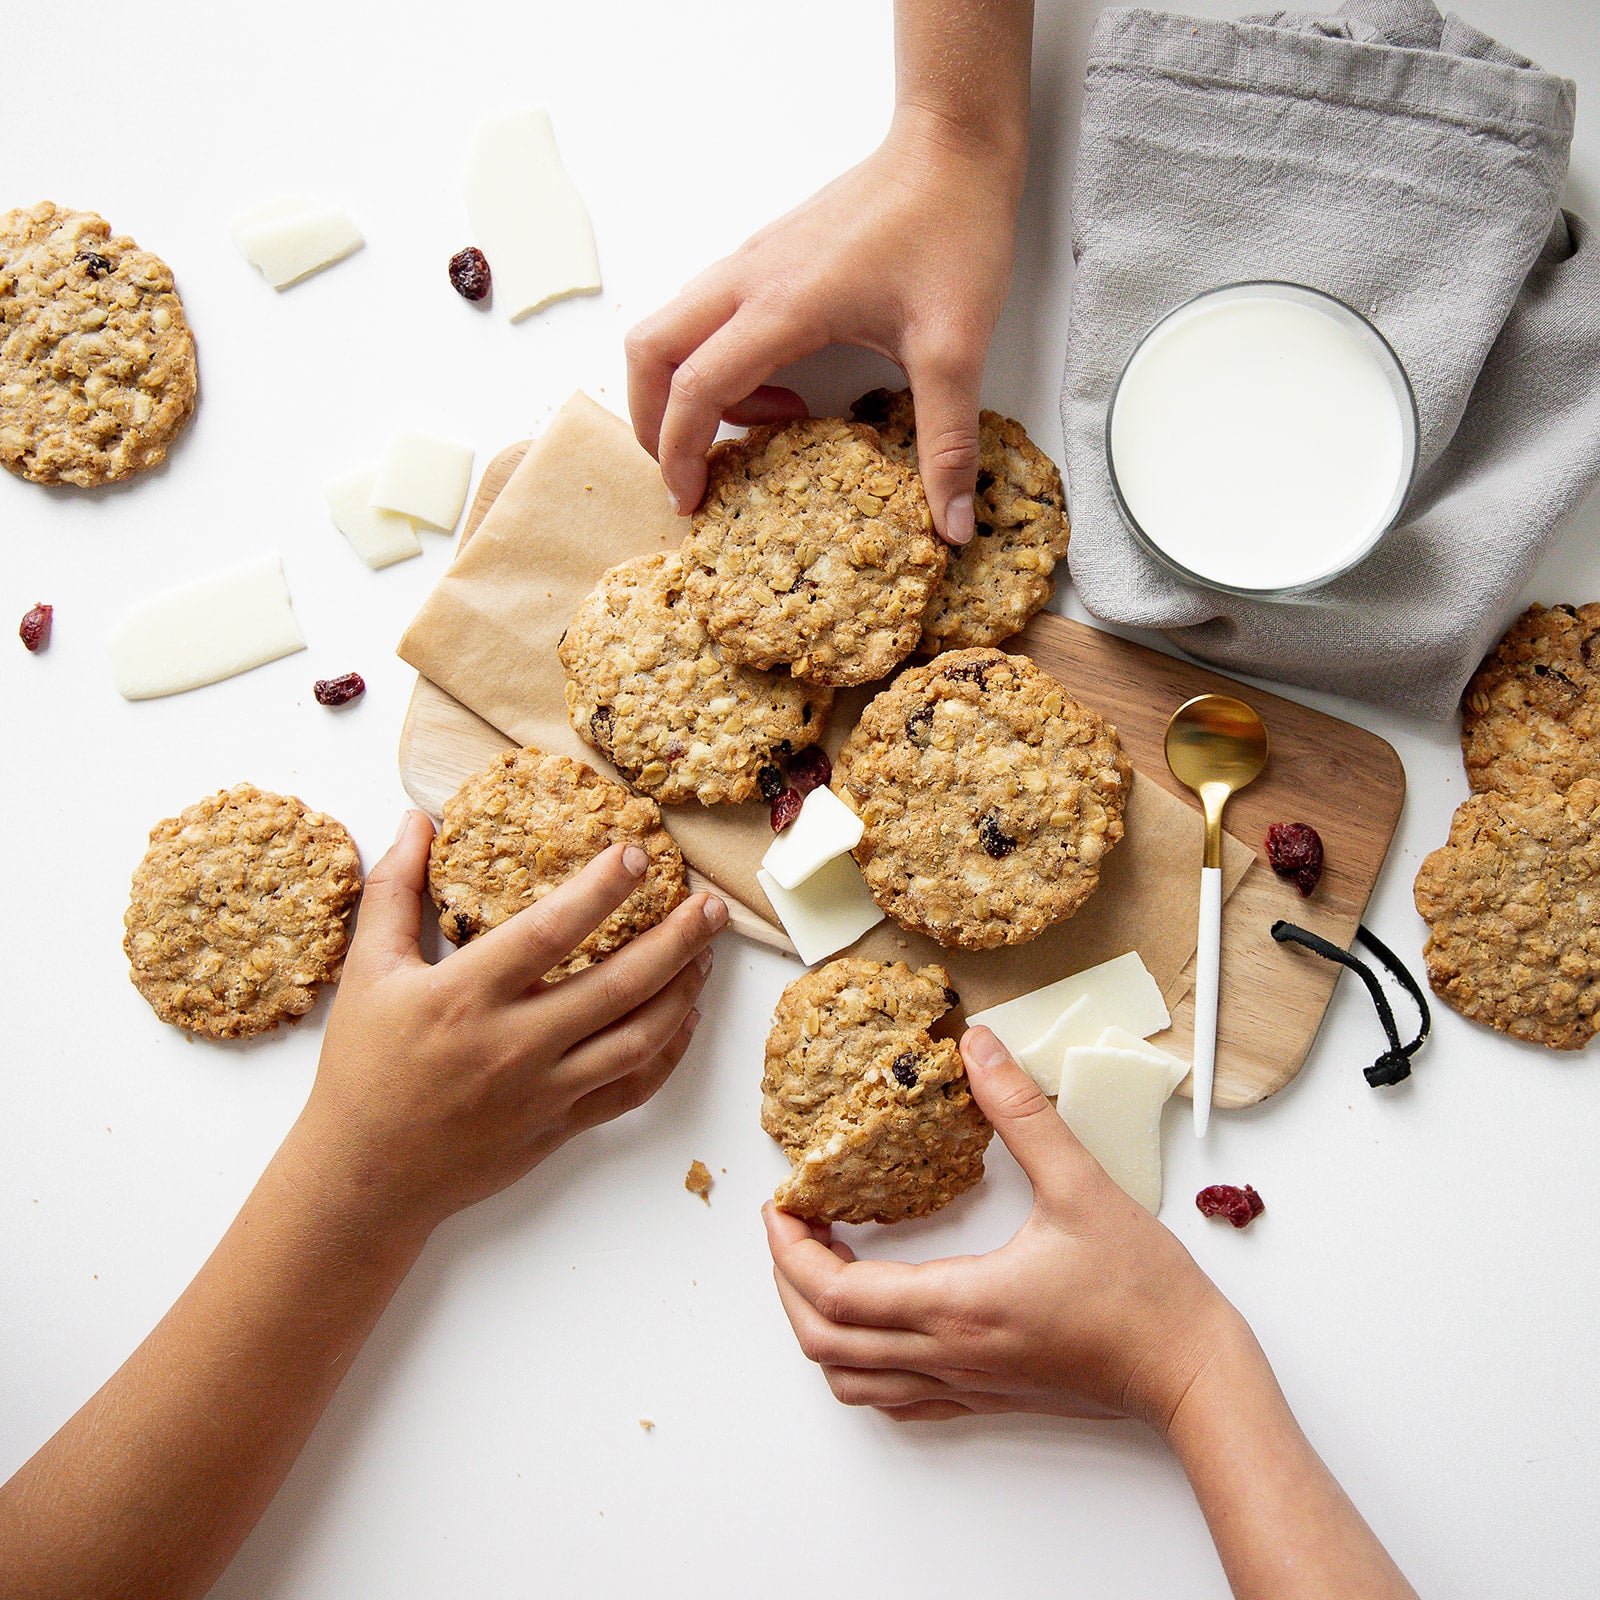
(765, 1028, 1418, 1600)
(626, 0, 1036, 544)
(0, 814, 724, 1600)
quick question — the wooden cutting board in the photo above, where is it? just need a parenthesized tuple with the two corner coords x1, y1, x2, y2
(399, 444, 1406, 1110)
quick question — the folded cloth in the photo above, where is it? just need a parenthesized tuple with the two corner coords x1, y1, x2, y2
(1061, 1, 1600, 719)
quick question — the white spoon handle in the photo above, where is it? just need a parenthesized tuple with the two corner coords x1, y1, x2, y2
(1192, 866, 1222, 1137)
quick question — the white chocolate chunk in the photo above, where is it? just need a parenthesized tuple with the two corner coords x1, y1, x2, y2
(228, 194, 316, 250)
(326, 467, 422, 569)
(967, 952, 1171, 1061)
(237, 206, 363, 288)
(758, 856, 884, 967)
(1015, 994, 1113, 1095)
(369, 433, 475, 532)
(1096, 1025, 1190, 1090)
(1055, 1046, 1182, 1214)
(109, 555, 305, 700)
(760, 786, 865, 891)
(465, 107, 601, 321)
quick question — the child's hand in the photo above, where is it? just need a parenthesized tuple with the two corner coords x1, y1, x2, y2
(295, 812, 725, 1236)
(625, 108, 1026, 545)
(765, 1027, 1241, 1431)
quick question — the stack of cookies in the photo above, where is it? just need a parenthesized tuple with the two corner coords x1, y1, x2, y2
(559, 401, 1073, 796)
(558, 406, 1120, 950)
(1414, 604, 1600, 1050)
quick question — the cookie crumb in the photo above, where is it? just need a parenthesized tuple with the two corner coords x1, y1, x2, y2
(685, 1160, 713, 1203)
(638, 1419, 655, 1432)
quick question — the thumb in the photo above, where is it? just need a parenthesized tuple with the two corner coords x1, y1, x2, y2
(904, 350, 983, 545)
(961, 1026, 1100, 1200)
(349, 810, 435, 974)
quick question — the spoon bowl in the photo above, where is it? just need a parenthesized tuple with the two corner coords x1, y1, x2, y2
(1165, 695, 1269, 1133)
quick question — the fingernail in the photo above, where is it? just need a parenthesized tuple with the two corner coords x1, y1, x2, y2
(964, 1026, 1008, 1070)
(622, 845, 649, 877)
(944, 494, 975, 546)
(392, 810, 418, 845)
(695, 947, 713, 975)
(666, 488, 682, 516)
(702, 895, 728, 931)
(684, 1008, 702, 1036)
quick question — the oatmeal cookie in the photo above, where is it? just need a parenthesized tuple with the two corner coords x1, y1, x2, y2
(1413, 779, 1600, 1050)
(560, 550, 831, 806)
(680, 418, 943, 687)
(835, 648, 1130, 949)
(851, 388, 1070, 653)
(428, 746, 687, 978)
(762, 959, 990, 1224)
(1461, 602, 1600, 798)
(1, 202, 198, 486)
(123, 785, 361, 1040)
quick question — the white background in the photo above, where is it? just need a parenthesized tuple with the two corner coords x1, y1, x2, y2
(3, 2, 1598, 1595)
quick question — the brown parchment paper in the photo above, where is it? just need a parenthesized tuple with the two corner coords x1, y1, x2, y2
(398, 392, 1253, 1016)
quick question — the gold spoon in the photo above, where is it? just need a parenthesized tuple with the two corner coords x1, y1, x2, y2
(1164, 694, 1269, 1135)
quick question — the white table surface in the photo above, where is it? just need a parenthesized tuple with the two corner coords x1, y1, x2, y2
(4, 3, 1598, 1595)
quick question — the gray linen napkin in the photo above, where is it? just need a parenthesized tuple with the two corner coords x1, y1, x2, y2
(1060, 1, 1600, 719)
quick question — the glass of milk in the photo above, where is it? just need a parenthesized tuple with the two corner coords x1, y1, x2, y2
(1106, 282, 1418, 597)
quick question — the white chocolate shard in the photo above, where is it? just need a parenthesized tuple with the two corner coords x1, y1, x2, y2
(465, 107, 602, 321)
(760, 786, 865, 891)
(758, 856, 884, 967)
(1055, 1045, 1183, 1214)
(369, 433, 475, 532)
(326, 467, 422, 569)
(967, 952, 1171, 1062)
(1015, 994, 1113, 1096)
(109, 555, 305, 700)
(1096, 1025, 1190, 1091)
(237, 205, 363, 288)
(228, 194, 316, 250)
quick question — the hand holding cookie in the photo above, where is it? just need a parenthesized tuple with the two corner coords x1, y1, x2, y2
(764, 1027, 1234, 1430)
(297, 813, 727, 1234)
(624, 108, 1026, 544)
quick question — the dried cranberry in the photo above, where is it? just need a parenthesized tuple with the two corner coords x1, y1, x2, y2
(76, 251, 112, 278)
(942, 986, 960, 1009)
(787, 744, 832, 796)
(448, 246, 491, 301)
(588, 705, 615, 750)
(977, 811, 1017, 858)
(313, 672, 366, 707)
(1196, 1184, 1265, 1229)
(943, 660, 989, 686)
(769, 788, 803, 832)
(757, 764, 785, 801)
(890, 1052, 919, 1088)
(1265, 822, 1323, 897)
(850, 388, 893, 427)
(18, 602, 52, 652)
